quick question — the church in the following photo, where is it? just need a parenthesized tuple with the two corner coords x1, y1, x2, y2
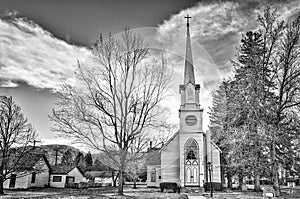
(146, 15, 222, 189)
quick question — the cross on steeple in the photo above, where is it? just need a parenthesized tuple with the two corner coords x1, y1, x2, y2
(184, 14, 191, 27)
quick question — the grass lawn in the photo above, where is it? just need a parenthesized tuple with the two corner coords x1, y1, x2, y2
(2, 186, 300, 199)
(2, 186, 188, 199)
(202, 187, 300, 199)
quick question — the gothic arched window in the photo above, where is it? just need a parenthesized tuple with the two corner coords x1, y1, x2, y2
(185, 138, 198, 160)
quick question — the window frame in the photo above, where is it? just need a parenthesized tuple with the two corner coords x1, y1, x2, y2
(150, 168, 156, 182)
(185, 138, 199, 161)
(31, 172, 36, 183)
(52, 175, 62, 182)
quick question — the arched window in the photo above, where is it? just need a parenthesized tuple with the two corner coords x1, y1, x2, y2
(151, 168, 156, 182)
(185, 138, 198, 160)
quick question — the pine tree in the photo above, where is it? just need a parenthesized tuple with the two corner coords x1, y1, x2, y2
(85, 151, 93, 171)
(61, 149, 74, 165)
(209, 81, 234, 188)
(211, 30, 276, 191)
(75, 151, 85, 169)
(209, 7, 300, 195)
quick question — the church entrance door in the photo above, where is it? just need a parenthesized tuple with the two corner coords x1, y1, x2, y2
(185, 160, 199, 186)
(184, 138, 200, 186)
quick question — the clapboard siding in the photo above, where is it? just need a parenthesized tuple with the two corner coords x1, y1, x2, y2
(29, 159, 50, 188)
(161, 133, 180, 183)
(68, 167, 86, 183)
(4, 173, 29, 189)
(4, 158, 50, 189)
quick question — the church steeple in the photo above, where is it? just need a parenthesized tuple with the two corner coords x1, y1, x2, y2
(184, 14, 195, 85)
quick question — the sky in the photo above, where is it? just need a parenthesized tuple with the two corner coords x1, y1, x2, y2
(0, 0, 299, 147)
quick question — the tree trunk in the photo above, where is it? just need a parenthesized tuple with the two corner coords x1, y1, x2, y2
(227, 171, 232, 189)
(133, 177, 137, 189)
(238, 174, 243, 190)
(220, 160, 225, 190)
(254, 171, 260, 192)
(273, 172, 280, 196)
(273, 162, 281, 196)
(118, 170, 124, 195)
(112, 170, 117, 187)
(0, 171, 4, 195)
(271, 142, 280, 196)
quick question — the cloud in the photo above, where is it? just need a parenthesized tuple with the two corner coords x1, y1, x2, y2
(154, 0, 300, 130)
(0, 11, 91, 90)
(156, 0, 300, 76)
(0, 2, 298, 133)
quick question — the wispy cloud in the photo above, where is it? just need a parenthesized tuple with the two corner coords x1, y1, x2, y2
(154, 0, 300, 128)
(0, 2, 298, 131)
(0, 11, 91, 90)
(157, 0, 299, 73)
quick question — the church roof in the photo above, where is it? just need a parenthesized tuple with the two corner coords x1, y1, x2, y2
(184, 15, 195, 85)
(211, 141, 222, 153)
(146, 148, 161, 165)
(160, 131, 179, 152)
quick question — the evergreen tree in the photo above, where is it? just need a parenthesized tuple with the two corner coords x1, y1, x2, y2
(61, 149, 74, 165)
(209, 81, 234, 188)
(75, 151, 85, 169)
(210, 7, 300, 195)
(232, 30, 275, 191)
(85, 151, 93, 171)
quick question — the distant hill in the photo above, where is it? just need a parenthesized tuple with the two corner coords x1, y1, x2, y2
(34, 144, 82, 166)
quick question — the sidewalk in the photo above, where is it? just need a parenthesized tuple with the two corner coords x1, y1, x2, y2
(188, 195, 206, 199)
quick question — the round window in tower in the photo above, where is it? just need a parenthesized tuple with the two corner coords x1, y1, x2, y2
(185, 115, 197, 126)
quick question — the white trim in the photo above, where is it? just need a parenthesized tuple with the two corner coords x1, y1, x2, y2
(210, 141, 222, 153)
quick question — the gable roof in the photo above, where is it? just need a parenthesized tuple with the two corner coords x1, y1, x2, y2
(146, 148, 161, 165)
(51, 164, 85, 176)
(211, 141, 222, 153)
(15, 153, 51, 172)
(160, 131, 179, 151)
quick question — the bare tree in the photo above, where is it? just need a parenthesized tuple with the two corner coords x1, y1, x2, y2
(0, 96, 37, 195)
(51, 28, 173, 195)
(270, 13, 300, 196)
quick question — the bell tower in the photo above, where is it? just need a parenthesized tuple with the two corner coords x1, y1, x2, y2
(179, 15, 205, 188)
(179, 15, 203, 132)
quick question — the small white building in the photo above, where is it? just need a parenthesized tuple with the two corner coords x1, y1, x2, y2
(50, 165, 86, 188)
(4, 154, 51, 189)
(146, 148, 161, 187)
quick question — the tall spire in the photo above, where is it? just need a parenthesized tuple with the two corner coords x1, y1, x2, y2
(184, 14, 195, 85)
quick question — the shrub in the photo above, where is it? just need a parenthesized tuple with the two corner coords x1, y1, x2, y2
(160, 182, 180, 193)
(204, 182, 222, 191)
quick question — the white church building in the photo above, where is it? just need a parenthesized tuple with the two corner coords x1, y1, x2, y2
(146, 15, 222, 189)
